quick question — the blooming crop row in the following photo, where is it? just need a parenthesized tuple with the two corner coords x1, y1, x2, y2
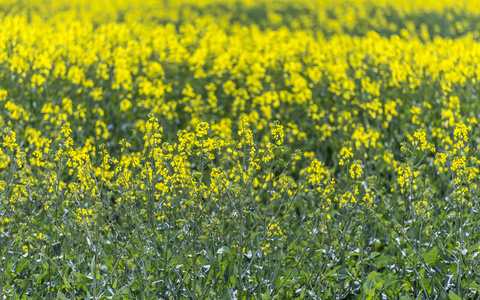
(2, 0, 480, 299)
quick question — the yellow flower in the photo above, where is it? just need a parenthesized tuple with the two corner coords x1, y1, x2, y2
(195, 122, 209, 138)
(119, 99, 133, 112)
(338, 144, 353, 165)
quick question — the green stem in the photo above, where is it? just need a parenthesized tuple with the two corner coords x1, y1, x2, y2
(456, 200, 462, 298)
(360, 206, 366, 300)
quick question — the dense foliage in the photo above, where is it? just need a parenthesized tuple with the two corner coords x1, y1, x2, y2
(2, 0, 480, 299)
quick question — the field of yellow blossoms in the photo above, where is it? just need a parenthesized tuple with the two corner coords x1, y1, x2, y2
(3, 0, 480, 298)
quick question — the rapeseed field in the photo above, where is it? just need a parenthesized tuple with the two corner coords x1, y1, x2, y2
(1, 0, 480, 298)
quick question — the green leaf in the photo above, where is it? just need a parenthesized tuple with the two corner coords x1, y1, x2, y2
(423, 247, 439, 265)
(61, 273, 71, 289)
(364, 271, 384, 297)
(468, 243, 480, 252)
(383, 276, 400, 289)
(117, 286, 130, 295)
(324, 266, 341, 278)
(35, 270, 48, 283)
(346, 252, 360, 258)
(57, 291, 66, 300)
(469, 282, 480, 291)
(337, 268, 349, 279)
(216, 246, 231, 255)
(449, 290, 462, 300)
(90, 256, 96, 278)
(375, 255, 392, 268)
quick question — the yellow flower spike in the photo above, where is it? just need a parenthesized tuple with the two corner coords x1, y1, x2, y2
(271, 121, 284, 146)
(349, 161, 363, 180)
(2, 129, 17, 152)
